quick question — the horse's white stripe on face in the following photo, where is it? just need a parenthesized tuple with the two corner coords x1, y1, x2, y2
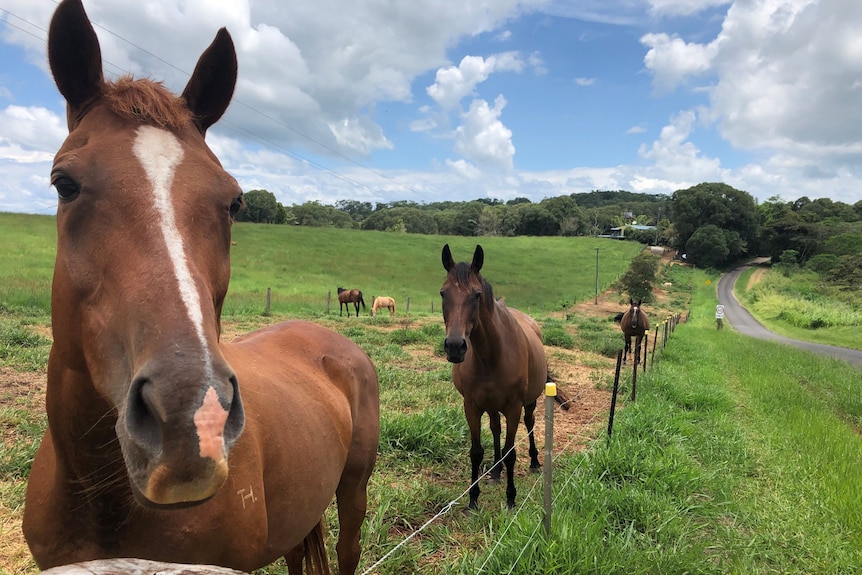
(132, 126, 214, 383)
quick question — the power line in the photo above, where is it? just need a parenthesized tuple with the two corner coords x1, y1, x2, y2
(0, 7, 430, 202)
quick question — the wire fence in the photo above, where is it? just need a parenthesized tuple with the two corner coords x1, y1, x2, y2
(359, 309, 688, 575)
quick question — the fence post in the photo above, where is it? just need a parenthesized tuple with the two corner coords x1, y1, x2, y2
(651, 325, 659, 366)
(607, 349, 623, 440)
(543, 382, 556, 536)
(631, 349, 638, 402)
(326, 291, 331, 314)
(264, 287, 271, 317)
(642, 334, 649, 371)
(406, 296, 410, 314)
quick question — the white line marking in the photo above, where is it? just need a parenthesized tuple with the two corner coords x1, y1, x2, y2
(132, 126, 214, 383)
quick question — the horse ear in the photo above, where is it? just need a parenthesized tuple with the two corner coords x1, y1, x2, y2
(48, 0, 105, 131)
(637, 300, 642, 306)
(182, 28, 237, 135)
(472, 245, 484, 272)
(442, 244, 455, 271)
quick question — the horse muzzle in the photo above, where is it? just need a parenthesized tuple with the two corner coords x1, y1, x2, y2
(444, 336, 468, 363)
(119, 363, 245, 506)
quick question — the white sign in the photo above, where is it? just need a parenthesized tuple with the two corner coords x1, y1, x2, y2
(715, 305, 725, 319)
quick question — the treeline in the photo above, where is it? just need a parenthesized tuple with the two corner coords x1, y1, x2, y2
(234, 184, 862, 286)
(236, 188, 672, 239)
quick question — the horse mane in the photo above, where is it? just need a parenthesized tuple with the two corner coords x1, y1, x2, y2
(102, 76, 192, 130)
(451, 262, 495, 312)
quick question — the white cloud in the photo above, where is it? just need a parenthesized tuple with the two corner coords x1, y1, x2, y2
(574, 77, 595, 86)
(641, 32, 716, 93)
(426, 53, 525, 111)
(453, 96, 515, 171)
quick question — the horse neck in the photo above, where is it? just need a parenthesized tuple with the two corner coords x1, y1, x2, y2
(469, 299, 507, 358)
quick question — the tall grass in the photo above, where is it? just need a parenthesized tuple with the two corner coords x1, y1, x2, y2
(739, 267, 862, 350)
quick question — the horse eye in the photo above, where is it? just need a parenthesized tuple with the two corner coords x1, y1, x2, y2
(439, 291, 445, 299)
(229, 193, 244, 216)
(53, 176, 81, 201)
(472, 292, 482, 300)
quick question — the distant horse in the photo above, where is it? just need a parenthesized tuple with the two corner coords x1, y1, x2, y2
(371, 296, 396, 317)
(24, 3, 380, 574)
(440, 244, 567, 510)
(620, 298, 650, 366)
(337, 287, 366, 317)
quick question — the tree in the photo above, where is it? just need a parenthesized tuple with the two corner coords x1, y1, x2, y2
(614, 252, 661, 303)
(670, 182, 758, 263)
(685, 224, 729, 268)
(235, 189, 283, 223)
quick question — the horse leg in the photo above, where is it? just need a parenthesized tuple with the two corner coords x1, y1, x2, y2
(502, 405, 521, 509)
(284, 543, 303, 575)
(524, 401, 540, 471)
(488, 411, 502, 481)
(464, 400, 484, 509)
(623, 335, 631, 364)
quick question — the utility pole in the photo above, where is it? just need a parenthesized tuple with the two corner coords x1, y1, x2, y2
(594, 248, 599, 304)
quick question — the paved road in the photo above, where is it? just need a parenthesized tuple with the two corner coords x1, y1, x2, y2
(716, 263, 862, 368)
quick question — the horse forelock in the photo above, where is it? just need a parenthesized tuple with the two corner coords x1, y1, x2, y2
(449, 262, 495, 312)
(103, 76, 191, 130)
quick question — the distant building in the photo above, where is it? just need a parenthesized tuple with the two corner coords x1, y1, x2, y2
(598, 224, 657, 239)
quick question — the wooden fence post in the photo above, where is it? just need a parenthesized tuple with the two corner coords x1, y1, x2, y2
(326, 291, 331, 315)
(543, 382, 556, 536)
(264, 287, 271, 316)
(607, 349, 623, 440)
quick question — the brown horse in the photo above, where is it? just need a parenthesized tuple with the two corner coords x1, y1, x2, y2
(23, 2, 379, 574)
(370, 296, 396, 317)
(620, 298, 650, 366)
(440, 244, 566, 509)
(337, 287, 367, 317)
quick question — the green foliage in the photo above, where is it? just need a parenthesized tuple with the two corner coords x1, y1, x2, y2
(234, 189, 285, 224)
(614, 252, 661, 303)
(685, 224, 729, 268)
(542, 319, 575, 349)
(670, 182, 758, 264)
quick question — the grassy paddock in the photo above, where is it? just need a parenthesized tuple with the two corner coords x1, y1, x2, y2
(3, 214, 862, 574)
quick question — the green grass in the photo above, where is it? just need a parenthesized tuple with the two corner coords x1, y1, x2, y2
(3, 212, 862, 574)
(737, 265, 862, 350)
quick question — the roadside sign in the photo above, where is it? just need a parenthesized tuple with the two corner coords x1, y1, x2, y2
(715, 305, 725, 319)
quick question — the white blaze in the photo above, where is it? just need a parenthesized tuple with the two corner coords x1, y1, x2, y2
(132, 126, 214, 382)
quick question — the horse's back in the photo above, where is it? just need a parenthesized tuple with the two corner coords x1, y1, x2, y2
(493, 303, 547, 401)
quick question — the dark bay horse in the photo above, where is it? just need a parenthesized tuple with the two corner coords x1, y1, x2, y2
(337, 287, 366, 317)
(440, 244, 566, 509)
(620, 298, 650, 366)
(23, 2, 379, 574)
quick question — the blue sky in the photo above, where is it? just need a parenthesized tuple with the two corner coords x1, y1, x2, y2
(1, 0, 861, 215)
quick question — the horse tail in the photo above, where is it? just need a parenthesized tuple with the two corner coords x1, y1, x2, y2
(359, 291, 366, 309)
(302, 520, 331, 575)
(546, 371, 571, 411)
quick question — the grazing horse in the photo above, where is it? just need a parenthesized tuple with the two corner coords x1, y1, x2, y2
(620, 298, 650, 366)
(23, 2, 380, 575)
(370, 296, 396, 317)
(440, 244, 566, 509)
(337, 287, 366, 317)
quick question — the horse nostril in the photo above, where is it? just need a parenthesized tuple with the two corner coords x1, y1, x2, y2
(223, 375, 245, 449)
(126, 377, 162, 453)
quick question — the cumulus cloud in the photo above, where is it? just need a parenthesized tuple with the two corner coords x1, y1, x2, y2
(641, 32, 716, 93)
(453, 96, 515, 171)
(426, 53, 525, 111)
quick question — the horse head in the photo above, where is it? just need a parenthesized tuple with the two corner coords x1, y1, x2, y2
(47, 0, 245, 507)
(440, 244, 492, 363)
(629, 298, 643, 329)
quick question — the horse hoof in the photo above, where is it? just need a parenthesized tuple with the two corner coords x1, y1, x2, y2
(529, 466, 541, 474)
